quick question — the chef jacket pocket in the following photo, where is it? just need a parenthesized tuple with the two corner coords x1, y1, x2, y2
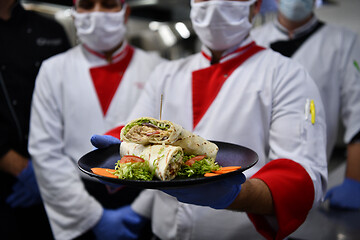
(300, 114, 327, 166)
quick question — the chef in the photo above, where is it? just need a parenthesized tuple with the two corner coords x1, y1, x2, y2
(92, 0, 328, 239)
(28, 0, 164, 239)
(251, 0, 360, 210)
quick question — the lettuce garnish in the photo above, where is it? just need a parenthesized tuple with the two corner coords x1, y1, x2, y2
(177, 155, 220, 177)
(114, 154, 220, 180)
(114, 161, 155, 180)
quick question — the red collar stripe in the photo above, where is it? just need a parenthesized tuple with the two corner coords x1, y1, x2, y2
(84, 44, 129, 61)
(89, 46, 134, 116)
(201, 42, 256, 62)
(84, 44, 105, 59)
(192, 43, 265, 129)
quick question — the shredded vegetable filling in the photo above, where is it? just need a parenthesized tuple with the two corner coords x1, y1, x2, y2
(113, 154, 220, 180)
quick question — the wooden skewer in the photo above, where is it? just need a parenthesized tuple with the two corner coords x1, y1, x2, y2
(160, 94, 163, 120)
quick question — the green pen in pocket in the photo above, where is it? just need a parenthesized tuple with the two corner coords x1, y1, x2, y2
(354, 60, 360, 72)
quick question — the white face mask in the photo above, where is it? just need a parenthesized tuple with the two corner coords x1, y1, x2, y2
(278, 0, 314, 22)
(72, 6, 127, 52)
(190, 0, 256, 51)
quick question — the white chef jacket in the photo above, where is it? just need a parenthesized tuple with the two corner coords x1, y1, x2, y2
(251, 16, 360, 158)
(123, 37, 328, 240)
(28, 42, 164, 240)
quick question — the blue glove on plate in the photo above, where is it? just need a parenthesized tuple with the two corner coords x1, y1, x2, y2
(93, 205, 149, 240)
(91, 134, 121, 149)
(6, 160, 42, 208)
(325, 178, 360, 210)
(91, 134, 123, 189)
(162, 173, 246, 209)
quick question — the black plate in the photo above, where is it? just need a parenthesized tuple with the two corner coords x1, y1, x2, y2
(78, 141, 258, 189)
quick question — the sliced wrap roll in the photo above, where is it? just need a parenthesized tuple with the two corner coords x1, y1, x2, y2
(120, 117, 219, 159)
(120, 142, 184, 181)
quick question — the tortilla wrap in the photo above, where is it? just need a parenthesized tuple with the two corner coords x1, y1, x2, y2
(120, 142, 184, 181)
(120, 117, 219, 159)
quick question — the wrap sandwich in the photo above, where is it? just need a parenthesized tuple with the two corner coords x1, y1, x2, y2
(120, 117, 219, 159)
(119, 142, 184, 181)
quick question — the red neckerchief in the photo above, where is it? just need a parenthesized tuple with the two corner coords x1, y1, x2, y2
(192, 42, 265, 129)
(89, 45, 134, 116)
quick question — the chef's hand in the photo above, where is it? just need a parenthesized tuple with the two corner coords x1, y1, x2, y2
(6, 160, 42, 208)
(162, 173, 246, 209)
(90, 134, 123, 189)
(93, 205, 149, 240)
(325, 178, 360, 210)
(91, 134, 121, 149)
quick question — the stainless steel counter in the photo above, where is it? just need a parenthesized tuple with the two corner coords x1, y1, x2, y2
(290, 153, 360, 240)
(289, 204, 360, 240)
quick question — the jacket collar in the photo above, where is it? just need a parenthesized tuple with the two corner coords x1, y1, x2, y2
(200, 36, 254, 64)
(81, 41, 131, 66)
(274, 15, 319, 39)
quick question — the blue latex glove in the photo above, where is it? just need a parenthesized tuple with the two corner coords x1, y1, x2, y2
(91, 134, 121, 149)
(325, 178, 360, 210)
(93, 205, 149, 240)
(162, 173, 246, 209)
(91, 134, 123, 188)
(6, 160, 42, 208)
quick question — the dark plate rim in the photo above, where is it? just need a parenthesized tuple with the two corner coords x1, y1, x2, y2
(78, 141, 258, 189)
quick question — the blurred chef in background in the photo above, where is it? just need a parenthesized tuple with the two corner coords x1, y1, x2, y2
(28, 0, 164, 239)
(251, 0, 360, 210)
(0, 0, 71, 239)
(91, 0, 328, 239)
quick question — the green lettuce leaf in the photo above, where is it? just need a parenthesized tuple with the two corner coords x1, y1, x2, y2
(114, 161, 155, 181)
(177, 156, 220, 177)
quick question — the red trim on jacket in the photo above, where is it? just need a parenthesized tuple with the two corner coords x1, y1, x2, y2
(201, 41, 257, 61)
(192, 42, 265, 129)
(89, 45, 134, 116)
(247, 159, 315, 240)
(84, 44, 128, 61)
(105, 125, 124, 139)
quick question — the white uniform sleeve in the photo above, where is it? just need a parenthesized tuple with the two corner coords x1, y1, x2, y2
(339, 32, 360, 143)
(268, 58, 328, 205)
(131, 189, 156, 218)
(29, 62, 102, 240)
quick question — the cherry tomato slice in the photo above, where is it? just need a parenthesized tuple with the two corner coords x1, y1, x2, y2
(119, 155, 145, 164)
(184, 155, 206, 166)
